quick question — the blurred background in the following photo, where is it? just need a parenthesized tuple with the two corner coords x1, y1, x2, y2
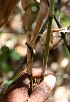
(0, 0, 70, 102)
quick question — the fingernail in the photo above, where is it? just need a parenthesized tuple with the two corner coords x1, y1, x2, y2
(44, 75, 56, 89)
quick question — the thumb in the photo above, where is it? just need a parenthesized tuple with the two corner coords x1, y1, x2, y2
(28, 75, 56, 102)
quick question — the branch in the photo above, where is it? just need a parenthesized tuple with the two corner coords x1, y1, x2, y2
(42, 0, 55, 80)
(54, 16, 70, 52)
(31, 0, 48, 45)
(45, 0, 70, 53)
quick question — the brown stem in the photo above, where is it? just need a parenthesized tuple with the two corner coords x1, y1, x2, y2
(31, 0, 48, 45)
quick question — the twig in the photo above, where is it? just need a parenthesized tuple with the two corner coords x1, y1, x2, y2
(46, 0, 70, 52)
(9, 56, 27, 80)
(41, 0, 55, 80)
(54, 16, 70, 52)
(27, 32, 33, 93)
(27, 0, 48, 91)
(10, 37, 62, 79)
(39, 17, 48, 34)
(50, 38, 62, 50)
(27, 34, 33, 75)
(57, 0, 61, 22)
(21, 0, 39, 93)
(31, 0, 48, 45)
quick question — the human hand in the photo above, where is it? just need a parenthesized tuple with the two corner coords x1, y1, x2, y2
(3, 68, 56, 102)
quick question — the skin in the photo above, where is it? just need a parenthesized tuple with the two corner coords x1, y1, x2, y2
(4, 68, 56, 102)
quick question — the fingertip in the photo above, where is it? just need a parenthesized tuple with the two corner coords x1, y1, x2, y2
(44, 75, 56, 89)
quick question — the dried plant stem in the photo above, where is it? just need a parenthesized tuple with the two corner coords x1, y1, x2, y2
(27, 0, 48, 75)
(26, 0, 48, 92)
(50, 38, 62, 50)
(42, 0, 55, 80)
(31, 0, 48, 45)
(27, 33, 33, 75)
(27, 32, 33, 93)
(54, 16, 70, 52)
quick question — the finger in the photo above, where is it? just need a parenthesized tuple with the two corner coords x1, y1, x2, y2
(3, 73, 29, 102)
(32, 68, 54, 78)
(7, 87, 29, 102)
(28, 75, 56, 102)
